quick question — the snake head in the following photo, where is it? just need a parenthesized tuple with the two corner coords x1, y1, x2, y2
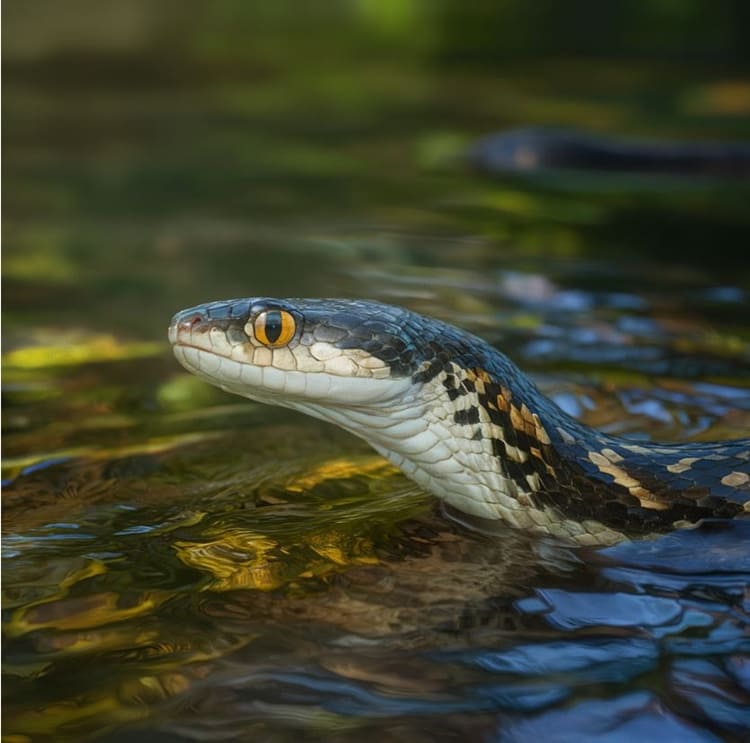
(167, 297, 442, 410)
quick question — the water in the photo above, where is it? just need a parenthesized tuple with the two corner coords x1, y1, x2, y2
(3, 3, 750, 740)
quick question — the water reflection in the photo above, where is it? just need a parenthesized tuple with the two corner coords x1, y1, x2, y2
(4, 437, 749, 741)
(497, 692, 724, 743)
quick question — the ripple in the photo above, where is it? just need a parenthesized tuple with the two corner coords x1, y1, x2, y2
(443, 637, 658, 680)
(496, 691, 722, 743)
(516, 589, 688, 632)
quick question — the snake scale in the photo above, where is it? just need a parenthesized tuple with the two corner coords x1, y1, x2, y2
(169, 298, 750, 546)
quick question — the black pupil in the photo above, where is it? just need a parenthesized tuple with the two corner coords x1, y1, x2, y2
(264, 311, 283, 343)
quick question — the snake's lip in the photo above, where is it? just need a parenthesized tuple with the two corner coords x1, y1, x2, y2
(172, 340, 212, 353)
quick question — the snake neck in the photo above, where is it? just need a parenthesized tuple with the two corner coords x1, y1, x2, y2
(338, 357, 749, 546)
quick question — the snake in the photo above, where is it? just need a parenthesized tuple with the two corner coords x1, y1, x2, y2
(169, 297, 750, 546)
(468, 127, 750, 178)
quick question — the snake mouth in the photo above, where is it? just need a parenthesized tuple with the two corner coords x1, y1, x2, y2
(171, 342, 332, 400)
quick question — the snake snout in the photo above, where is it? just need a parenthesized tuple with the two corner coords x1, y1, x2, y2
(168, 307, 212, 346)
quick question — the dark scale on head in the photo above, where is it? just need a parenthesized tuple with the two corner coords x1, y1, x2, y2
(313, 324, 347, 344)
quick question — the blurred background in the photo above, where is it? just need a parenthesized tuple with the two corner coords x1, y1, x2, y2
(5, 0, 750, 344)
(3, 2, 750, 741)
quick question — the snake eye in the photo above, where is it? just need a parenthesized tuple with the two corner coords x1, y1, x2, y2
(251, 309, 296, 348)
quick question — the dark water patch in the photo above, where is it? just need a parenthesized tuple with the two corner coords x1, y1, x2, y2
(599, 519, 750, 571)
(668, 658, 750, 734)
(496, 691, 723, 743)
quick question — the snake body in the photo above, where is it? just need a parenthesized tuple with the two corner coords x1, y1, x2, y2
(468, 127, 750, 178)
(169, 298, 750, 545)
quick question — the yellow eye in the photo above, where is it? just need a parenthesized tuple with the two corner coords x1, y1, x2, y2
(252, 309, 296, 348)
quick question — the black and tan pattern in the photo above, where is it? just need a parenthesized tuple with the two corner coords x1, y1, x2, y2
(170, 298, 750, 545)
(438, 362, 748, 535)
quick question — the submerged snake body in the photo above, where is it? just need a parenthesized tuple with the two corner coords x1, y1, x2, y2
(169, 298, 750, 545)
(468, 127, 750, 178)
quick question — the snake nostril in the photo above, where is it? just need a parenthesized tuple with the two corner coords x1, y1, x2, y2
(177, 312, 205, 332)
